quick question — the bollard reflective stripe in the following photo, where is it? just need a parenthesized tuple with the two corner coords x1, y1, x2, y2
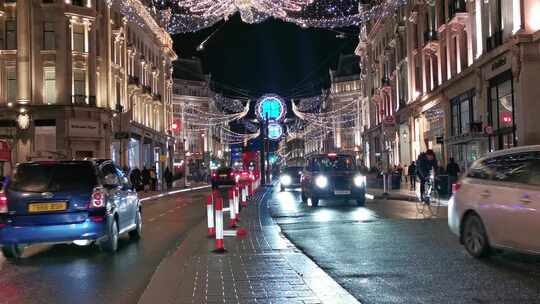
(228, 188, 237, 228)
(207, 195, 215, 236)
(234, 186, 240, 220)
(215, 197, 225, 252)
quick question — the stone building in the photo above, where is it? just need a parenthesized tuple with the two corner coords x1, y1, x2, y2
(0, 0, 176, 173)
(357, 0, 540, 170)
(328, 54, 362, 157)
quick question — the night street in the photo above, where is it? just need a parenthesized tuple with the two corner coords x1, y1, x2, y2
(270, 187, 540, 304)
(0, 189, 210, 304)
(2, 0, 540, 303)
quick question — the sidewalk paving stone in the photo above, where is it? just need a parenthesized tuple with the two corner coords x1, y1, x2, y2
(138, 188, 360, 304)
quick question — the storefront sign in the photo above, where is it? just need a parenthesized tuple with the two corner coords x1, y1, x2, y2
(114, 132, 129, 139)
(69, 120, 99, 137)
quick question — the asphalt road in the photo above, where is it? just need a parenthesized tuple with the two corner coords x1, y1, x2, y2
(0, 189, 210, 304)
(269, 187, 540, 304)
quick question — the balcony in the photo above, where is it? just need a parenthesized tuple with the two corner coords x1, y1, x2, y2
(423, 30, 439, 52)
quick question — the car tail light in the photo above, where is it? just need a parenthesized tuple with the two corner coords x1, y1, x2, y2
(212, 172, 217, 178)
(90, 189, 105, 208)
(229, 172, 235, 177)
(90, 215, 105, 222)
(452, 182, 461, 194)
(0, 193, 7, 214)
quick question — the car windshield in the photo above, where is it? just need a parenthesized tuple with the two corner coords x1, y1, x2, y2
(9, 162, 97, 193)
(309, 155, 356, 171)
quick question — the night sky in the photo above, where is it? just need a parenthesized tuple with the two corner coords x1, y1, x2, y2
(172, 14, 358, 99)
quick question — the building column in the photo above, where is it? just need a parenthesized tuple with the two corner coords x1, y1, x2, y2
(16, 0, 31, 104)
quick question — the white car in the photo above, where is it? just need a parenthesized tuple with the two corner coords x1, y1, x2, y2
(448, 145, 540, 258)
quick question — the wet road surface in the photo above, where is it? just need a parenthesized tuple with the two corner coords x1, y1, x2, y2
(269, 187, 540, 304)
(0, 189, 209, 304)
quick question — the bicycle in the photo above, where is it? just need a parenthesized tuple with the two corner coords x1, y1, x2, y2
(415, 175, 441, 217)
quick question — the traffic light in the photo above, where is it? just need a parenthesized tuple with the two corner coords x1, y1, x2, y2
(171, 120, 181, 133)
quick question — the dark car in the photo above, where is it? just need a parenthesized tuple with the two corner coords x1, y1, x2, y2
(0, 160, 141, 259)
(279, 166, 303, 191)
(211, 166, 236, 188)
(301, 153, 367, 207)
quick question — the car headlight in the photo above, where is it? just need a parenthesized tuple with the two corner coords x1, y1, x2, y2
(354, 175, 366, 187)
(280, 175, 292, 186)
(315, 175, 328, 188)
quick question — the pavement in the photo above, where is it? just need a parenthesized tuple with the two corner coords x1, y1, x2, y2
(138, 186, 359, 304)
(270, 187, 540, 304)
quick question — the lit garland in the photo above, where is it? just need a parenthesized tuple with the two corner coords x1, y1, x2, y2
(146, 0, 407, 33)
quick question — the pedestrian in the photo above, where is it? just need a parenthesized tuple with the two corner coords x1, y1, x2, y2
(141, 166, 150, 192)
(130, 167, 142, 191)
(150, 167, 157, 191)
(446, 157, 461, 188)
(403, 164, 409, 183)
(163, 167, 173, 191)
(408, 161, 417, 191)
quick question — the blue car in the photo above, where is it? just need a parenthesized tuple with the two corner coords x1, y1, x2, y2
(0, 160, 142, 259)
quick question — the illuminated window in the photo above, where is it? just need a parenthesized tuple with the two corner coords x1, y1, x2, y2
(72, 23, 85, 52)
(6, 68, 16, 103)
(43, 68, 56, 104)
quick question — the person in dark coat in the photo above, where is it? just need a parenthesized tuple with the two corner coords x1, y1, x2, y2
(141, 167, 150, 192)
(408, 161, 417, 190)
(446, 158, 460, 178)
(163, 167, 173, 190)
(416, 150, 438, 202)
(130, 167, 142, 191)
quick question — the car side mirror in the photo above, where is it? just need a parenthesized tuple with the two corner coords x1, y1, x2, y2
(103, 174, 120, 188)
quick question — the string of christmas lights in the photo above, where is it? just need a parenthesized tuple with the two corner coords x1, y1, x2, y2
(139, 0, 407, 33)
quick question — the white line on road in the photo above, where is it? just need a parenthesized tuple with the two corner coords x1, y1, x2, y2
(140, 185, 211, 203)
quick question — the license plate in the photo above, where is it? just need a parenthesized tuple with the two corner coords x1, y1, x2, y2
(334, 190, 351, 195)
(28, 202, 67, 213)
(219, 174, 228, 178)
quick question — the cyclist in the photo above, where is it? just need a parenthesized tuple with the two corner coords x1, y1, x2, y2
(416, 149, 438, 203)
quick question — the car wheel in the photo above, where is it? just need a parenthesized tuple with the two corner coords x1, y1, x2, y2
(100, 219, 119, 253)
(311, 197, 319, 207)
(462, 214, 491, 258)
(301, 192, 308, 203)
(129, 209, 142, 240)
(1, 244, 24, 260)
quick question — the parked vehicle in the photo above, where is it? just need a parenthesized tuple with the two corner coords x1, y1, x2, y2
(211, 166, 236, 188)
(300, 153, 367, 207)
(0, 160, 142, 259)
(279, 166, 303, 191)
(448, 145, 540, 258)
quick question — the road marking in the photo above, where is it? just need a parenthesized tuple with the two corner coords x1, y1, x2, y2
(140, 185, 211, 203)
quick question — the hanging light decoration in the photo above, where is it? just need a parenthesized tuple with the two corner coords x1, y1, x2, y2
(138, 0, 406, 33)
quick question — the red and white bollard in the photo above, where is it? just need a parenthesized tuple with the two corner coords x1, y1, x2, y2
(241, 184, 248, 207)
(234, 186, 240, 220)
(228, 188, 237, 228)
(206, 194, 215, 237)
(214, 196, 225, 253)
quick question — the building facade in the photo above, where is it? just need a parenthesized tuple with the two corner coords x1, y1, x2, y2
(357, 0, 540, 171)
(0, 0, 175, 174)
(328, 54, 362, 157)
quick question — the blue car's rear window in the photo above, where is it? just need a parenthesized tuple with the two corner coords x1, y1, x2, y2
(9, 162, 97, 193)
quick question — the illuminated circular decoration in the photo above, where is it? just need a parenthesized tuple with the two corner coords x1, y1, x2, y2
(256, 94, 286, 122)
(268, 123, 283, 140)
